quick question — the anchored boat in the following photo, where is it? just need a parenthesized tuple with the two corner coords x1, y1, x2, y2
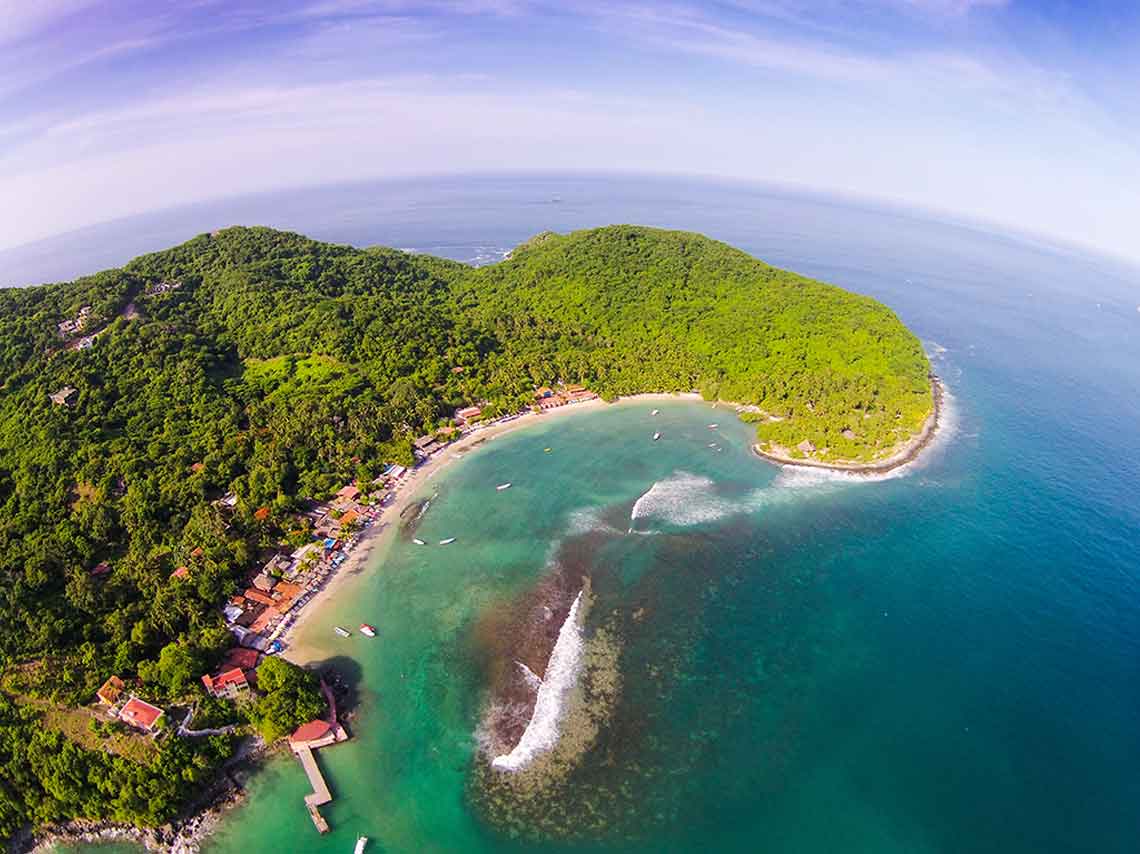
(439, 537, 456, 545)
(653, 432, 661, 441)
(334, 626, 351, 638)
(497, 482, 512, 491)
(412, 538, 426, 545)
(354, 836, 369, 854)
(359, 624, 376, 638)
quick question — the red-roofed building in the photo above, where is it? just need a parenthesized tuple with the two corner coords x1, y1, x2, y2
(336, 485, 360, 503)
(90, 561, 111, 578)
(190, 546, 204, 559)
(97, 675, 125, 706)
(253, 506, 271, 521)
(222, 648, 260, 671)
(289, 719, 335, 748)
(201, 667, 250, 699)
(170, 566, 190, 580)
(119, 697, 164, 732)
(243, 588, 276, 607)
(455, 405, 482, 423)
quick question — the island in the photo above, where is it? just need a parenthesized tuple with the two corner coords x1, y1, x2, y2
(0, 225, 934, 848)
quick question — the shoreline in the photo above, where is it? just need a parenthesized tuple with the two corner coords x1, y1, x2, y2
(750, 375, 945, 475)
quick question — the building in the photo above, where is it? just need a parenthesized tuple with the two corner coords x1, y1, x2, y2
(96, 676, 125, 706)
(252, 572, 277, 592)
(119, 697, 164, 732)
(289, 719, 339, 750)
(201, 667, 250, 699)
(336, 485, 360, 503)
(49, 387, 79, 407)
(221, 647, 260, 671)
(90, 561, 112, 578)
(535, 386, 554, 399)
(170, 566, 190, 580)
(455, 405, 482, 423)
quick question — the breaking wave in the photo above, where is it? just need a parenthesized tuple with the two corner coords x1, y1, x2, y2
(492, 590, 585, 772)
(628, 472, 739, 529)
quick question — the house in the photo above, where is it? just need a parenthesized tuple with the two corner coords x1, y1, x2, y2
(201, 667, 250, 699)
(336, 485, 360, 503)
(338, 509, 361, 529)
(90, 561, 112, 578)
(243, 588, 277, 607)
(565, 384, 587, 394)
(797, 440, 817, 454)
(451, 365, 465, 374)
(272, 581, 304, 614)
(413, 435, 440, 457)
(222, 647, 260, 671)
(97, 676, 125, 706)
(455, 405, 482, 422)
(252, 572, 277, 592)
(119, 697, 164, 732)
(170, 566, 190, 580)
(535, 386, 554, 399)
(49, 387, 79, 407)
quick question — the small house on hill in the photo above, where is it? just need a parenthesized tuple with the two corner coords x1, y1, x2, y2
(119, 697, 164, 732)
(97, 676, 125, 706)
(455, 405, 482, 423)
(797, 440, 817, 454)
(90, 561, 111, 578)
(201, 667, 250, 699)
(49, 387, 79, 407)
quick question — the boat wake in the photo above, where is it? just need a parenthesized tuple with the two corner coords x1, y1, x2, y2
(492, 590, 585, 772)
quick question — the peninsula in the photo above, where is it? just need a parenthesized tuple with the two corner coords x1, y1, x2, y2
(0, 225, 933, 846)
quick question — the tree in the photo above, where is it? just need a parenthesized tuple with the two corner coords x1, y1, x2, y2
(248, 657, 325, 742)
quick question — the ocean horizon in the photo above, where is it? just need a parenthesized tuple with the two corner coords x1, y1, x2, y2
(45, 175, 1140, 853)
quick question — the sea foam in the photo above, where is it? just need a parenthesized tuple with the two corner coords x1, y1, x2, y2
(629, 472, 737, 529)
(492, 590, 585, 772)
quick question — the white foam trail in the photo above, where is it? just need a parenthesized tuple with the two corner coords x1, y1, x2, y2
(492, 590, 584, 772)
(515, 661, 543, 692)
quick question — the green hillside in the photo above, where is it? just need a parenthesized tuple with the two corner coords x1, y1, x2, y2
(0, 225, 931, 839)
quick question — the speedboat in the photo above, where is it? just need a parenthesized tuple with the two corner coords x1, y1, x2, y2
(359, 624, 376, 638)
(439, 537, 456, 545)
(334, 626, 351, 638)
(653, 432, 661, 441)
(651, 409, 659, 416)
(708, 423, 718, 429)
(413, 538, 426, 545)
(497, 482, 512, 491)
(355, 837, 369, 854)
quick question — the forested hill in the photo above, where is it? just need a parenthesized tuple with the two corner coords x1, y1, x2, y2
(0, 225, 930, 838)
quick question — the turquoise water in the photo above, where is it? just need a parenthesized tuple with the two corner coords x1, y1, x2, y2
(47, 177, 1140, 852)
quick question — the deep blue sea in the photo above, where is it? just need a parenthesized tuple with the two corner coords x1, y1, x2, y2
(30, 175, 1140, 853)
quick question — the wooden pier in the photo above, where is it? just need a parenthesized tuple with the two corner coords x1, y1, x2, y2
(290, 679, 349, 833)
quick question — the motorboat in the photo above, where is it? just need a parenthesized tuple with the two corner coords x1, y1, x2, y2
(653, 432, 661, 441)
(439, 537, 456, 545)
(497, 482, 512, 491)
(413, 538, 426, 545)
(354, 837, 369, 854)
(651, 409, 659, 416)
(334, 626, 351, 638)
(360, 624, 377, 638)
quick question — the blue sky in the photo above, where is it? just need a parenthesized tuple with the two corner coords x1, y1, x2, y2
(1, 0, 1137, 261)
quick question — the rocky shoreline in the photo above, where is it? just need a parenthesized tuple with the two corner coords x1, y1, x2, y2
(21, 737, 276, 854)
(751, 375, 945, 475)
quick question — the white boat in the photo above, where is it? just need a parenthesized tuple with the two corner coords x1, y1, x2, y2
(708, 423, 719, 429)
(334, 626, 351, 638)
(439, 537, 456, 545)
(651, 409, 659, 416)
(359, 624, 376, 638)
(413, 538, 426, 545)
(497, 482, 512, 491)
(354, 837, 368, 854)
(653, 432, 661, 441)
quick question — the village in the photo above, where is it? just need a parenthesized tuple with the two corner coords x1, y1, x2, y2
(79, 381, 598, 834)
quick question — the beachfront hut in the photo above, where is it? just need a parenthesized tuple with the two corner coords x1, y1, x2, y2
(797, 439, 817, 454)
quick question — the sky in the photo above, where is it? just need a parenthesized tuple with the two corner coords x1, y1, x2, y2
(0, 0, 1138, 262)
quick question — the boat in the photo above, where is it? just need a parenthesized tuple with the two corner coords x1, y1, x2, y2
(334, 626, 351, 638)
(544, 447, 552, 453)
(439, 537, 456, 545)
(708, 423, 719, 429)
(354, 837, 369, 854)
(413, 538, 426, 545)
(497, 482, 512, 491)
(653, 432, 661, 441)
(651, 409, 659, 416)
(359, 624, 376, 638)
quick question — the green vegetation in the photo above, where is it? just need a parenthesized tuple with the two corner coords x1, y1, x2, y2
(247, 657, 324, 743)
(0, 224, 930, 841)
